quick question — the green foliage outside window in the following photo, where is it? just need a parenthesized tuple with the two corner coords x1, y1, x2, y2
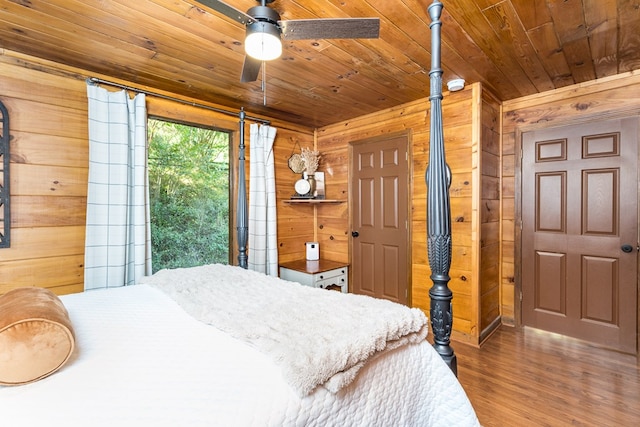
(148, 119, 230, 273)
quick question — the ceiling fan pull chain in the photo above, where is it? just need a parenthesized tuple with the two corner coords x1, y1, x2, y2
(262, 62, 267, 106)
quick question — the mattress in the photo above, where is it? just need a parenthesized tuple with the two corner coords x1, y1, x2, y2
(0, 284, 479, 426)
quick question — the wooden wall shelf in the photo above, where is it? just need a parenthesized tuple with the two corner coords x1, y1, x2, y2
(282, 199, 343, 204)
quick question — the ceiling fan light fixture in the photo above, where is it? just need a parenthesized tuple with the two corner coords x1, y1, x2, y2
(245, 21, 282, 61)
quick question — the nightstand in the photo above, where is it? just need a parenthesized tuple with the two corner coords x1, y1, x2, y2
(279, 259, 348, 293)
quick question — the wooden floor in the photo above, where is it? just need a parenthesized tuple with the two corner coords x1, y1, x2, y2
(453, 326, 640, 426)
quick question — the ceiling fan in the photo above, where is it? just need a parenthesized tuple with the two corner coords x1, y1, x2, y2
(195, 0, 381, 82)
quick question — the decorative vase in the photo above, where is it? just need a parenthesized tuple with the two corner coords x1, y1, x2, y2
(304, 172, 316, 197)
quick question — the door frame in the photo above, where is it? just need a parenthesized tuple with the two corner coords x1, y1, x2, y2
(347, 131, 413, 305)
(514, 114, 640, 350)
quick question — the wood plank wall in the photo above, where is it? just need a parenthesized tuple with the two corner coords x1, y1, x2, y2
(501, 70, 640, 326)
(5, 45, 637, 342)
(479, 88, 502, 341)
(317, 83, 496, 344)
(0, 51, 89, 296)
(0, 49, 314, 296)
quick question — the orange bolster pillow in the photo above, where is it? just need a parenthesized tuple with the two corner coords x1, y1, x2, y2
(0, 287, 75, 386)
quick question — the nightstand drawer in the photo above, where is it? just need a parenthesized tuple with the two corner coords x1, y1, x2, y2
(313, 267, 347, 283)
(316, 275, 347, 291)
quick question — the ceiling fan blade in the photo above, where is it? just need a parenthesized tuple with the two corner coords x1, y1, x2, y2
(194, 0, 255, 25)
(240, 55, 262, 82)
(280, 18, 380, 40)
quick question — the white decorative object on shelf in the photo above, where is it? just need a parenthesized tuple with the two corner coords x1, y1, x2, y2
(294, 178, 311, 196)
(305, 242, 319, 261)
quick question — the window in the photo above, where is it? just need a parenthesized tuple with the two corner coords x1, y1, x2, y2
(147, 118, 231, 272)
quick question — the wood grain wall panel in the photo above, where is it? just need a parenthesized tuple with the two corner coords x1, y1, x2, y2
(2, 226, 86, 262)
(481, 243, 500, 272)
(502, 219, 516, 246)
(3, 98, 88, 138)
(502, 70, 640, 327)
(449, 173, 474, 199)
(480, 264, 500, 295)
(480, 286, 500, 329)
(482, 200, 501, 223)
(448, 268, 475, 298)
(0, 60, 88, 109)
(451, 196, 473, 227)
(316, 148, 350, 201)
(479, 89, 502, 339)
(481, 222, 500, 245)
(447, 147, 474, 172)
(11, 163, 88, 197)
(502, 176, 515, 199)
(11, 131, 88, 168)
(0, 255, 84, 294)
(270, 127, 315, 263)
(481, 175, 500, 200)
(0, 54, 89, 295)
(11, 196, 87, 227)
(482, 149, 500, 177)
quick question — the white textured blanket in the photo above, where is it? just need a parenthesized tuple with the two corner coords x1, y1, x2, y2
(140, 263, 429, 396)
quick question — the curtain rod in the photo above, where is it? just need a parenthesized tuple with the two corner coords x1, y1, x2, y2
(87, 77, 270, 125)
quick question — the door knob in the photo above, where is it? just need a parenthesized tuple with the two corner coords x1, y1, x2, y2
(621, 244, 634, 253)
(351, 231, 359, 238)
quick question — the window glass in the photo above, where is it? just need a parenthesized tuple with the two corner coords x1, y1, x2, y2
(147, 118, 230, 272)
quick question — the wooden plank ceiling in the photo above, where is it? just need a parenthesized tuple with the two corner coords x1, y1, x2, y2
(0, 0, 639, 128)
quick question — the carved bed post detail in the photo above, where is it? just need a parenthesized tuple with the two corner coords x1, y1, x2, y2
(426, 0, 457, 375)
(237, 109, 249, 268)
(0, 99, 10, 248)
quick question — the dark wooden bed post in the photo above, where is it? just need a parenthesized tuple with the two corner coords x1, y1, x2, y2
(426, 0, 457, 375)
(237, 109, 249, 269)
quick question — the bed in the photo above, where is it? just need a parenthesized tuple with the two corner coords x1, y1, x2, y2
(1, 264, 478, 426)
(1, 1, 475, 425)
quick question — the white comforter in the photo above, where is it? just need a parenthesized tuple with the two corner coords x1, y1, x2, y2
(141, 264, 429, 396)
(1, 283, 479, 426)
